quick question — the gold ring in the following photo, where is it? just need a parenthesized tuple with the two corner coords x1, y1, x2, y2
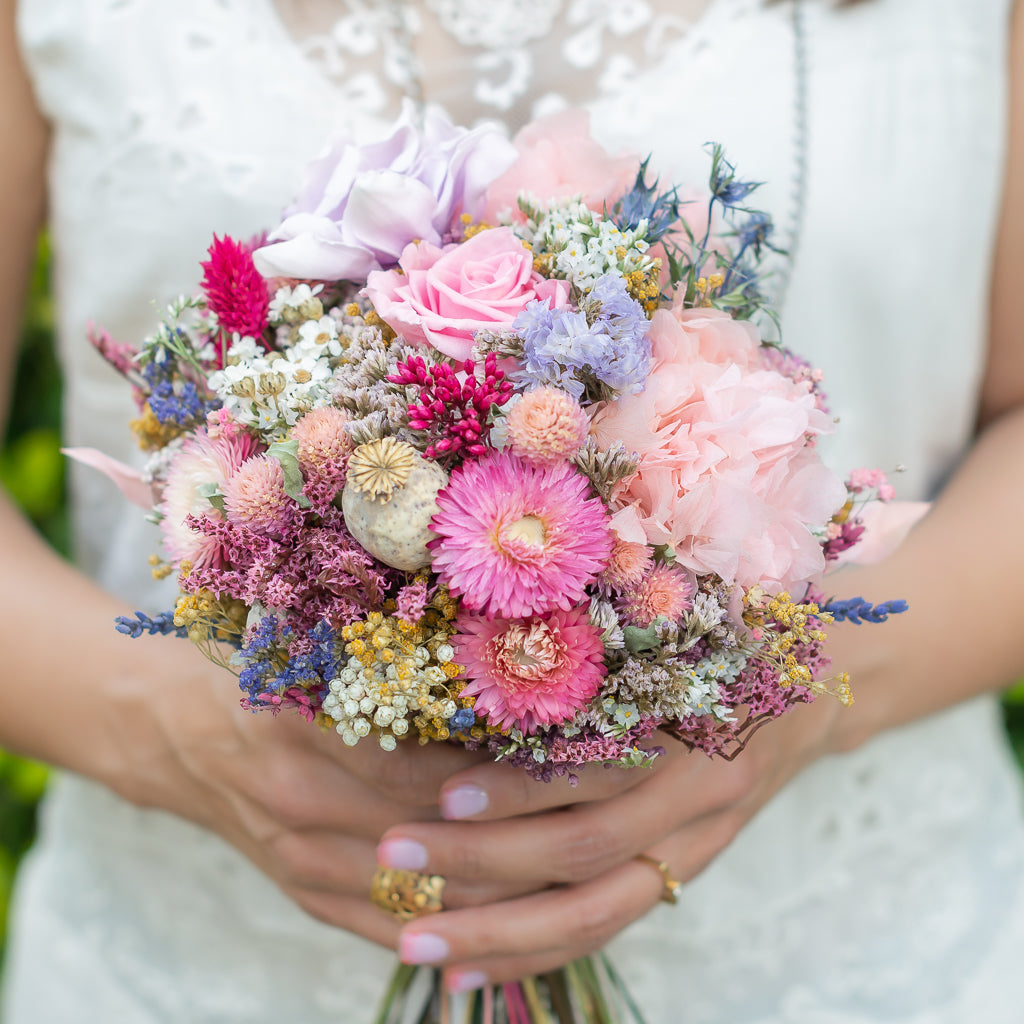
(370, 866, 446, 920)
(635, 854, 682, 905)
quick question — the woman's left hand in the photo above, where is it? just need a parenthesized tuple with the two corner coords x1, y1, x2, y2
(374, 694, 842, 991)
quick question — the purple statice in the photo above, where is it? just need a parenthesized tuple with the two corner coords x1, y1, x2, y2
(237, 615, 340, 719)
(512, 275, 651, 402)
(760, 344, 829, 413)
(182, 504, 394, 636)
(141, 351, 218, 431)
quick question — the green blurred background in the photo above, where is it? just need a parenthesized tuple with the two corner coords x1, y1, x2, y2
(2, 240, 1024, 971)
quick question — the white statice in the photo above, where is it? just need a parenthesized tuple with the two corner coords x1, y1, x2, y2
(206, 335, 334, 431)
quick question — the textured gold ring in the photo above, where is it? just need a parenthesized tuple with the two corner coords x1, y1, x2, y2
(370, 866, 446, 920)
(634, 854, 682, 905)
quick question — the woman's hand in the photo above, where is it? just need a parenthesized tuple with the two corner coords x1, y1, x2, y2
(99, 632, 553, 949)
(373, 694, 842, 988)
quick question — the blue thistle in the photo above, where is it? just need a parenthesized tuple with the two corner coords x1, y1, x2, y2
(612, 157, 682, 243)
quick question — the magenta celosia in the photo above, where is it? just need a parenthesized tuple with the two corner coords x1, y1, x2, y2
(454, 606, 607, 734)
(200, 234, 271, 343)
(429, 451, 613, 619)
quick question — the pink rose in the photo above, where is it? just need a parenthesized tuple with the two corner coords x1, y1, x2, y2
(363, 227, 570, 361)
(484, 109, 638, 222)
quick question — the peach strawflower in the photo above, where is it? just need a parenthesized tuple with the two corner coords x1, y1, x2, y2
(223, 455, 295, 533)
(506, 387, 590, 467)
(291, 406, 351, 475)
(619, 562, 695, 627)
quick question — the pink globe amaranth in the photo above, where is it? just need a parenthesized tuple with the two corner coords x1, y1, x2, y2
(363, 227, 570, 361)
(454, 606, 607, 734)
(429, 451, 613, 620)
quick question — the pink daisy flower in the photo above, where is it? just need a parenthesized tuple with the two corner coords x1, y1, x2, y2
(619, 562, 696, 627)
(429, 451, 613, 619)
(454, 606, 607, 733)
(506, 387, 590, 467)
(160, 427, 262, 568)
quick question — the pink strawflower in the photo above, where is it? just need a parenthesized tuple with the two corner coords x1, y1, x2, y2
(160, 427, 262, 568)
(618, 562, 695, 627)
(601, 538, 654, 592)
(429, 451, 613, 619)
(223, 455, 297, 534)
(200, 234, 271, 342)
(454, 606, 607, 733)
(506, 387, 590, 467)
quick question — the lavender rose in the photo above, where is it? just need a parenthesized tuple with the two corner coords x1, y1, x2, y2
(253, 101, 516, 282)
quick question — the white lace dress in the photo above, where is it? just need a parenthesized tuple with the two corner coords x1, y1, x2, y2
(7, 0, 1024, 1021)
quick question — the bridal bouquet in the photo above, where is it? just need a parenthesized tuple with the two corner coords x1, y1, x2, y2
(77, 102, 907, 1023)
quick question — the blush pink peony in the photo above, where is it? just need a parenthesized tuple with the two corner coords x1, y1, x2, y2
(484, 109, 638, 221)
(363, 227, 569, 361)
(590, 306, 846, 592)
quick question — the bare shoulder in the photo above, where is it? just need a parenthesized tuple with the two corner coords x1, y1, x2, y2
(979, 1, 1024, 429)
(0, 0, 50, 433)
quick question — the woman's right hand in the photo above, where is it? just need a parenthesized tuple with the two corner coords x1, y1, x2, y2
(93, 632, 523, 949)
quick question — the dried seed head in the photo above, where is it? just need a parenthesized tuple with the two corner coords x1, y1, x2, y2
(347, 437, 417, 500)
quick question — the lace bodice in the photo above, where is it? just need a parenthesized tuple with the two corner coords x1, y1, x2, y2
(271, 0, 712, 129)
(7, 1, 1024, 1022)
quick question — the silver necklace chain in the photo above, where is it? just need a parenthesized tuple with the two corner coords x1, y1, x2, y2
(772, 0, 809, 311)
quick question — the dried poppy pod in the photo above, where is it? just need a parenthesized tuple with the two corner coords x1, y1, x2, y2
(341, 438, 448, 571)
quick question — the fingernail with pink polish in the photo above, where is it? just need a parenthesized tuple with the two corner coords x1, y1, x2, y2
(441, 784, 489, 820)
(400, 932, 450, 965)
(377, 837, 428, 871)
(448, 969, 489, 994)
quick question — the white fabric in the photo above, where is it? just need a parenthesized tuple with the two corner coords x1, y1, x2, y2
(7, 0, 1024, 1021)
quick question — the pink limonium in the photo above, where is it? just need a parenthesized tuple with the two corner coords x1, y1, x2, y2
(454, 606, 607, 734)
(222, 454, 297, 534)
(429, 451, 613, 619)
(618, 562, 695, 627)
(200, 235, 271, 348)
(505, 387, 590, 467)
(160, 426, 263, 568)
